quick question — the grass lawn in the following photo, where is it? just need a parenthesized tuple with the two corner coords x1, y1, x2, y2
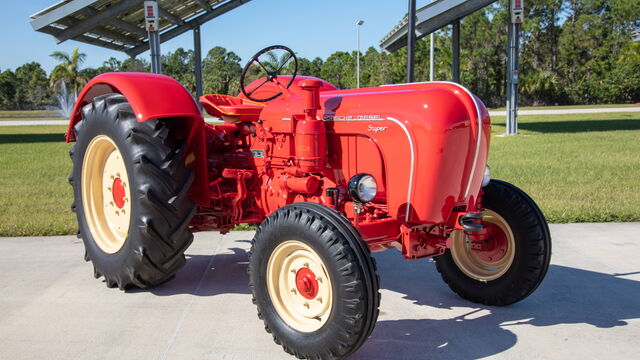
(0, 112, 638, 236)
(0, 110, 62, 118)
(490, 112, 640, 223)
(0, 126, 74, 236)
(0, 118, 66, 121)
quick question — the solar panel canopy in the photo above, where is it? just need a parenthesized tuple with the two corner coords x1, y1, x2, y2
(379, 0, 496, 52)
(30, 0, 250, 57)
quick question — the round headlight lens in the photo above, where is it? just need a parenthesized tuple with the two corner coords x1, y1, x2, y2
(348, 174, 377, 203)
(482, 165, 491, 187)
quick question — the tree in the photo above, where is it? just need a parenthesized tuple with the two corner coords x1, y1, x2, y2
(321, 51, 355, 89)
(459, 6, 506, 107)
(49, 48, 88, 94)
(294, 57, 312, 77)
(103, 57, 122, 71)
(162, 48, 195, 93)
(120, 58, 148, 72)
(15, 62, 50, 109)
(359, 47, 379, 87)
(309, 57, 324, 78)
(0, 70, 18, 109)
(202, 46, 242, 95)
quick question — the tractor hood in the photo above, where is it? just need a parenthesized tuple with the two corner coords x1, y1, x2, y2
(261, 81, 491, 225)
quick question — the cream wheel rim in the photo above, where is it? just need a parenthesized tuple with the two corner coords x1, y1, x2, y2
(81, 135, 131, 254)
(266, 240, 333, 332)
(450, 210, 516, 282)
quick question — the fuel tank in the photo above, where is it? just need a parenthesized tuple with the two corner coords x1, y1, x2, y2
(258, 80, 491, 225)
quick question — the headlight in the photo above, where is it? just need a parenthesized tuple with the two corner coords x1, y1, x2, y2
(348, 174, 377, 203)
(482, 165, 491, 187)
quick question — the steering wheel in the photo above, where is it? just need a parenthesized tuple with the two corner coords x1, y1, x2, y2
(240, 45, 298, 102)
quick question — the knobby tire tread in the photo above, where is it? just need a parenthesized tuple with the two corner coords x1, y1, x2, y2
(248, 203, 380, 359)
(435, 179, 551, 306)
(70, 93, 195, 290)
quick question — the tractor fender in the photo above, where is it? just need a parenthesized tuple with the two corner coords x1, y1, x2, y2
(66, 72, 203, 141)
(66, 72, 209, 205)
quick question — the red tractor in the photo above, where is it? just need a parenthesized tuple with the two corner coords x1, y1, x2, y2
(67, 45, 551, 359)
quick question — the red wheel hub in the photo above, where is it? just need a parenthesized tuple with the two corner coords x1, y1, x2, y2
(112, 178, 126, 209)
(295, 268, 319, 299)
(474, 224, 509, 263)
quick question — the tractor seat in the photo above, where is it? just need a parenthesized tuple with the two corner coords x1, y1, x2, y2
(199, 94, 265, 122)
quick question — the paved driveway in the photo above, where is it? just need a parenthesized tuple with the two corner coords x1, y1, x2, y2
(0, 223, 638, 359)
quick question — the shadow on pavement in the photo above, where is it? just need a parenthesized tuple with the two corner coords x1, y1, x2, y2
(0, 133, 65, 144)
(127, 242, 640, 359)
(353, 250, 640, 359)
(128, 247, 251, 297)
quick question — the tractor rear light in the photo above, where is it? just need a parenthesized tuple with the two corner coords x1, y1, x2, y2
(482, 165, 491, 187)
(348, 174, 377, 203)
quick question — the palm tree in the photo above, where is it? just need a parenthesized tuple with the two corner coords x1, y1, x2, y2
(49, 48, 88, 94)
(618, 42, 640, 63)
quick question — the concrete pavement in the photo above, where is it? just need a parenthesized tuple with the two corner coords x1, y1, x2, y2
(0, 119, 68, 126)
(1, 223, 639, 359)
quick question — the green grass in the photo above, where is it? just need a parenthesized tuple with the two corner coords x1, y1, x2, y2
(0, 112, 638, 236)
(0, 126, 75, 236)
(490, 112, 640, 223)
(0, 110, 62, 118)
(489, 103, 638, 111)
(0, 118, 66, 121)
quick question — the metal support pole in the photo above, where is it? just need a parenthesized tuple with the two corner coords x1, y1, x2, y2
(356, 20, 363, 88)
(452, 20, 460, 83)
(407, 0, 416, 83)
(429, 0, 435, 81)
(149, 30, 161, 73)
(505, 24, 512, 135)
(505, 18, 520, 135)
(512, 22, 520, 134)
(430, 32, 435, 81)
(357, 24, 360, 88)
(193, 25, 203, 104)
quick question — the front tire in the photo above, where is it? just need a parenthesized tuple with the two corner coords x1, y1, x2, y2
(249, 203, 380, 359)
(70, 93, 195, 289)
(435, 179, 551, 305)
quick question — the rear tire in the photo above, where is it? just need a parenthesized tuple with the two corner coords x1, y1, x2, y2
(248, 203, 380, 359)
(69, 93, 195, 289)
(435, 179, 551, 305)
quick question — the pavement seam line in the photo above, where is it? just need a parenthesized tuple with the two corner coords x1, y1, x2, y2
(159, 232, 225, 360)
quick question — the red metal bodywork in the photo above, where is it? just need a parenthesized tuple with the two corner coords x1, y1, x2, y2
(69, 73, 491, 259)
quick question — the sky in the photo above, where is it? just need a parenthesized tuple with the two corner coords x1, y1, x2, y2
(0, 0, 430, 74)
